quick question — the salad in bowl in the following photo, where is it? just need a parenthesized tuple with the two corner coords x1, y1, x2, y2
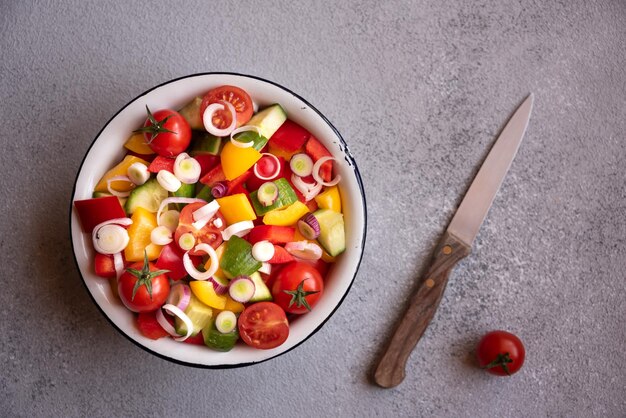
(71, 73, 366, 367)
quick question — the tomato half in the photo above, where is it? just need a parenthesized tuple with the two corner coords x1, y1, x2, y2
(174, 202, 226, 254)
(118, 258, 170, 313)
(271, 262, 324, 314)
(238, 302, 289, 349)
(476, 330, 525, 376)
(200, 85, 254, 128)
(138, 108, 191, 157)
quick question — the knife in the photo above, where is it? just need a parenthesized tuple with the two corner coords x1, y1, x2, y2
(373, 94, 534, 388)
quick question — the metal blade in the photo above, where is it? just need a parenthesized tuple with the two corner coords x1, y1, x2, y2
(447, 94, 534, 246)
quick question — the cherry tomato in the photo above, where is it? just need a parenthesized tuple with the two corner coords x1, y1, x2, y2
(200, 85, 254, 128)
(174, 202, 226, 255)
(238, 302, 289, 349)
(476, 330, 525, 376)
(118, 254, 170, 313)
(138, 107, 191, 157)
(136, 311, 170, 340)
(271, 262, 324, 314)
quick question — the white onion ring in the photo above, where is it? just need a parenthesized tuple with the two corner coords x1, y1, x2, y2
(229, 126, 260, 148)
(254, 153, 281, 180)
(127, 162, 150, 186)
(285, 241, 323, 260)
(157, 170, 182, 192)
(259, 262, 272, 275)
(221, 221, 254, 241)
(166, 283, 191, 313)
(191, 200, 220, 230)
(312, 156, 341, 187)
(156, 197, 206, 227)
(150, 225, 173, 246)
(157, 304, 194, 342)
(106, 175, 133, 197)
(113, 251, 125, 279)
(291, 174, 323, 201)
(183, 243, 219, 280)
(174, 153, 201, 184)
(203, 101, 237, 137)
(91, 218, 132, 255)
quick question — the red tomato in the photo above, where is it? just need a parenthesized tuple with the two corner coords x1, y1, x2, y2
(476, 330, 525, 376)
(118, 257, 170, 313)
(174, 202, 226, 254)
(137, 311, 170, 340)
(138, 107, 191, 157)
(182, 331, 205, 345)
(238, 302, 289, 349)
(155, 243, 201, 281)
(200, 85, 254, 128)
(271, 262, 324, 314)
(94, 253, 121, 279)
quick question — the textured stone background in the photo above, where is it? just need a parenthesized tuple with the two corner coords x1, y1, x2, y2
(1, 0, 625, 417)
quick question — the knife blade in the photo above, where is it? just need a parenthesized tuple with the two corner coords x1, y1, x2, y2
(373, 94, 534, 388)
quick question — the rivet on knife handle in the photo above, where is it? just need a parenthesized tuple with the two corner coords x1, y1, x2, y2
(373, 232, 470, 388)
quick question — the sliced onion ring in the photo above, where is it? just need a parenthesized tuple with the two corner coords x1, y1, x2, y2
(166, 283, 191, 313)
(106, 175, 133, 197)
(210, 276, 229, 295)
(253, 153, 281, 180)
(113, 251, 125, 279)
(156, 197, 206, 227)
(285, 241, 323, 260)
(291, 174, 323, 201)
(91, 218, 132, 255)
(221, 220, 254, 241)
(157, 304, 194, 342)
(174, 153, 201, 184)
(191, 200, 221, 230)
(229, 126, 260, 148)
(203, 101, 237, 137)
(312, 156, 342, 187)
(150, 225, 173, 246)
(183, 243, 219, 280)
(259, 262, 272, 275)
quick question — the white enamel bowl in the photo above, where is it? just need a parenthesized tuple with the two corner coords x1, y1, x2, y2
(70, 73, 367, 367)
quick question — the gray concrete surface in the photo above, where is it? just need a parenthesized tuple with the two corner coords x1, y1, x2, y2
(1, 0, 625, 417)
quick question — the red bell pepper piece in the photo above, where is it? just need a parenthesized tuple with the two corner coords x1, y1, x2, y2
(193, 154, 220, 178)
(136, 311, 170, 340)
(182, 331, 205, 345)
(248, 225, 295, 245)
(199, 163, 227, 187)
(305, 136, 332, 182)
(148, 155, 175, 174)
(74, 196, 127, 233)
(268, 119, 311, 158)
(268, 245, 295, 264)
(155, 243, 201, 281)
(227, 170, 251, 195)
(94, 253, 116, 278)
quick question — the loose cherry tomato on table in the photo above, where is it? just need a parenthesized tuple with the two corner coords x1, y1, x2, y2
(200, 85, 254, 128)
(238, 302, 289, 350)
(136, 107, 191, 157)
(271, 261, 324, 314)
(174, 202, 226, 254)
(476, 330, 526, 376)
(118, 252, 170, 313)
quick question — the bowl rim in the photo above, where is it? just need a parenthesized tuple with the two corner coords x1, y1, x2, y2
(69, 72, 367, 368)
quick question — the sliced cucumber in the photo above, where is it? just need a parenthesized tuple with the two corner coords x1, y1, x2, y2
(202, 319, 239, 352)
(178, 97, 204, 130)
(245, 104, 287, 142)
(249, 271, 272, 302)
(124, 178, 168, 214)
(195, 185, 214, 202)
(233, 130, 268, 151)
(190, 131, 222, 155)
(250, 178, 298, 216)
(314, 209, 346, 257)
(175, 293, 213, 337)
(220, 235, 261, 279)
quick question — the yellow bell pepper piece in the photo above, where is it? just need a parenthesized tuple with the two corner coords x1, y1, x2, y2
(221, 295, 245, 314)
(123, 132, 154, 155)
(189, 281, 227, 310)
(220, 141, 262, 180)
(94, 155, 149, 193)
(315, 186, 342, 213)
(263, 201, 309, 226)
(216, 194, 257, 225)
(124, 207, 162, 261)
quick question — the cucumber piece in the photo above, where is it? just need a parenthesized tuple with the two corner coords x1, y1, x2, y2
(178, 97, 204, 130)
(202, 319, 239, 352)
(175, 293, 213, 337)
(92, 191, 127, 208)
(313, 209, 346, 257)
(245, 104, 287, 141)
(249, 178, 298, 216)
(195, 185, 214, 202)
(190, 131, 222, 156)
(249, 271, 272, 302)
(220, 235, 262, 278)
(124, 178, 168, 214)
(233, 130, 268, 151)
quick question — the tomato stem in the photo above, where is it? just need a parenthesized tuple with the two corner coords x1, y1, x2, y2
(283, 279, 320, 311)
(126, 251, 169, 301)
(134, 105, 176, 142)
(482, 352, 513, 376)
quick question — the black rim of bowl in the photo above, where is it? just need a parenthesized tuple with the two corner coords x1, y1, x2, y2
(69, 72, 368, 368)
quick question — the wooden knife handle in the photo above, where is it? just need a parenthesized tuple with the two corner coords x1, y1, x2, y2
(373, 231, 471, 388)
